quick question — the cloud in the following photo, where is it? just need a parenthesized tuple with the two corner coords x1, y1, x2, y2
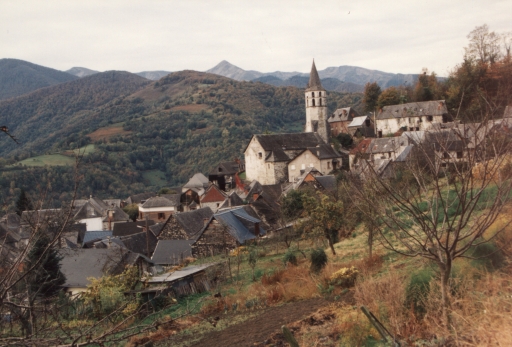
(1, 0, 511, 75)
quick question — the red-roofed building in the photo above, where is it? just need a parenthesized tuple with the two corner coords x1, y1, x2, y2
(200, 185, 228, 212)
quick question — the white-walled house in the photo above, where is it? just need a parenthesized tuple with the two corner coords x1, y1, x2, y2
(287, 144, 341, 182)
(375, 100, 449, 137)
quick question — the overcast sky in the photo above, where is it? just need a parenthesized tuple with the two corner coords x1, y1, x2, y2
(2, 0, 511, 77)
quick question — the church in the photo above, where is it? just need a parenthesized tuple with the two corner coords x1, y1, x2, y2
(244, 61, 345, 185)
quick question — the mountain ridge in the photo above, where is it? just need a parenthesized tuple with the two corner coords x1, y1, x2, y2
(0, 58, 78, 100)
(207, 60, 423, 89)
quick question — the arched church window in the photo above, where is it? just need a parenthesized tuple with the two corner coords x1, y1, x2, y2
(312, 99, 315, 106)
(312, 92, 315, 97)
(319, 98, 322, 106)
(319, 92, 321, 97)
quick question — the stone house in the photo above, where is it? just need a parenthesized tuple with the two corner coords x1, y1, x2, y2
(375, 100, 449, 137)
(182, 173, 209, 195)
(283, 167, 336, 195)
(73, 197, 130, 231)
(157, 207, 214, 241)
(192, 207, 265, 257)
(347, 115, 375, 138)
(208, 160, 244, 191)
(245, 132, 342, 185)
(138, 195, 181, 223)
(200, 184, 228, 212)
(287, 143, 341, 182)
(328, 107, 361, 136)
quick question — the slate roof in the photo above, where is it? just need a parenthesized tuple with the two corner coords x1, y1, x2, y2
(248, 132, 327, 163)
(214, 207, 265, 244)
(183, 173, 209, 189)
(147, 263, 217, 284)
(348, 115, 370, 127)
(218, 191, 244, 209)
(74, 197, 129, 222)
(149, 222, 165, 237)
(141, 196, 175, 208)
(303, 143, 343, 160)
(376, 100, 448, 120)
(125, 192, 156, 205)
(20, 209, 61, 225)
(315, 175, 337, 191)
(82, 231, 113, 246)
(160, 194, 182, 206)
(306, 60, 325, 92)
(209, 161, 241, 176)
(60, 248, 152, 288)
(395, 145, 414, 162)
(151, 240, 194, 265)
(113, 220, 156, 237)
(117, 231, 158, 256)
(368, 137, 407, 154)
(60, 248, 123, 288)
(173, 207, 214, 239)
(328, 107, 359, 123)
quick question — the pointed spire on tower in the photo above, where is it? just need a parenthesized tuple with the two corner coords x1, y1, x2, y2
(306, 59, 325, 91)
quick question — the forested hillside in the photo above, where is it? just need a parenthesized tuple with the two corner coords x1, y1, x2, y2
(0, 70, 362, 210)
(0, 59, 78, 100)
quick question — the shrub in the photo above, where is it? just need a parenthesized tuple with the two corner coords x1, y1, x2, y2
(310, 248, 328, 273)
(283, 250, 298, 266)
(406, 267, 433, 318)
(469, 241, 505, 271)
(330, 267, 359, 288)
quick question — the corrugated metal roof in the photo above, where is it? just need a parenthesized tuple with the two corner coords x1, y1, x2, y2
(147, 263, 218, 283)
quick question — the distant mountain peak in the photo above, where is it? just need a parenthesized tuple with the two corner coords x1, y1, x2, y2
(66, 67, 100, 78)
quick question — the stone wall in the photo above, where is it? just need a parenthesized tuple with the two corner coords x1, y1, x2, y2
(192, 221, 238, 258)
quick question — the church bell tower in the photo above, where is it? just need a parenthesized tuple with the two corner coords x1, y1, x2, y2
(305, 60, 329, 143)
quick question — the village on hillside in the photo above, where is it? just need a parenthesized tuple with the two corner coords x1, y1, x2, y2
(1, 57, 512, 345)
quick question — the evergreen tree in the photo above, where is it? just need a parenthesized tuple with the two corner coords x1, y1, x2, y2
(25, 236, 66, 298)
(15, 188, 33, 216)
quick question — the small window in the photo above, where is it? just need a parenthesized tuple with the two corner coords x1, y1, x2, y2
(327, 161, 331, 169)
(312, 92, 315, 97)
(291, 165, 295, 170)
(443, 152, 450, 159)
(310, 163, 314, 167)
(319, 92, 321, 97)
(258, 152, 262, 159)
(427, 115, 433, 122)
(305, 153, 309, 159)
(301, 164, 306, 170)
(457, 151, 463, 159)
(158, 212, 165, 219)
(312, 99, 315, 106)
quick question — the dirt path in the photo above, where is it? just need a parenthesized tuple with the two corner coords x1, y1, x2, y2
(187, 297, 329, 347)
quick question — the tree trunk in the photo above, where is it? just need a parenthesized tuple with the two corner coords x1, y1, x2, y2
(368, 228, 373, 259)
(439, 261, 452, 329)
(327, 236, 336, 255)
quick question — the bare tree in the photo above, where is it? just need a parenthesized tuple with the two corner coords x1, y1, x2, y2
(465, 24, 502, 64)
(352, 115, 512, 327)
